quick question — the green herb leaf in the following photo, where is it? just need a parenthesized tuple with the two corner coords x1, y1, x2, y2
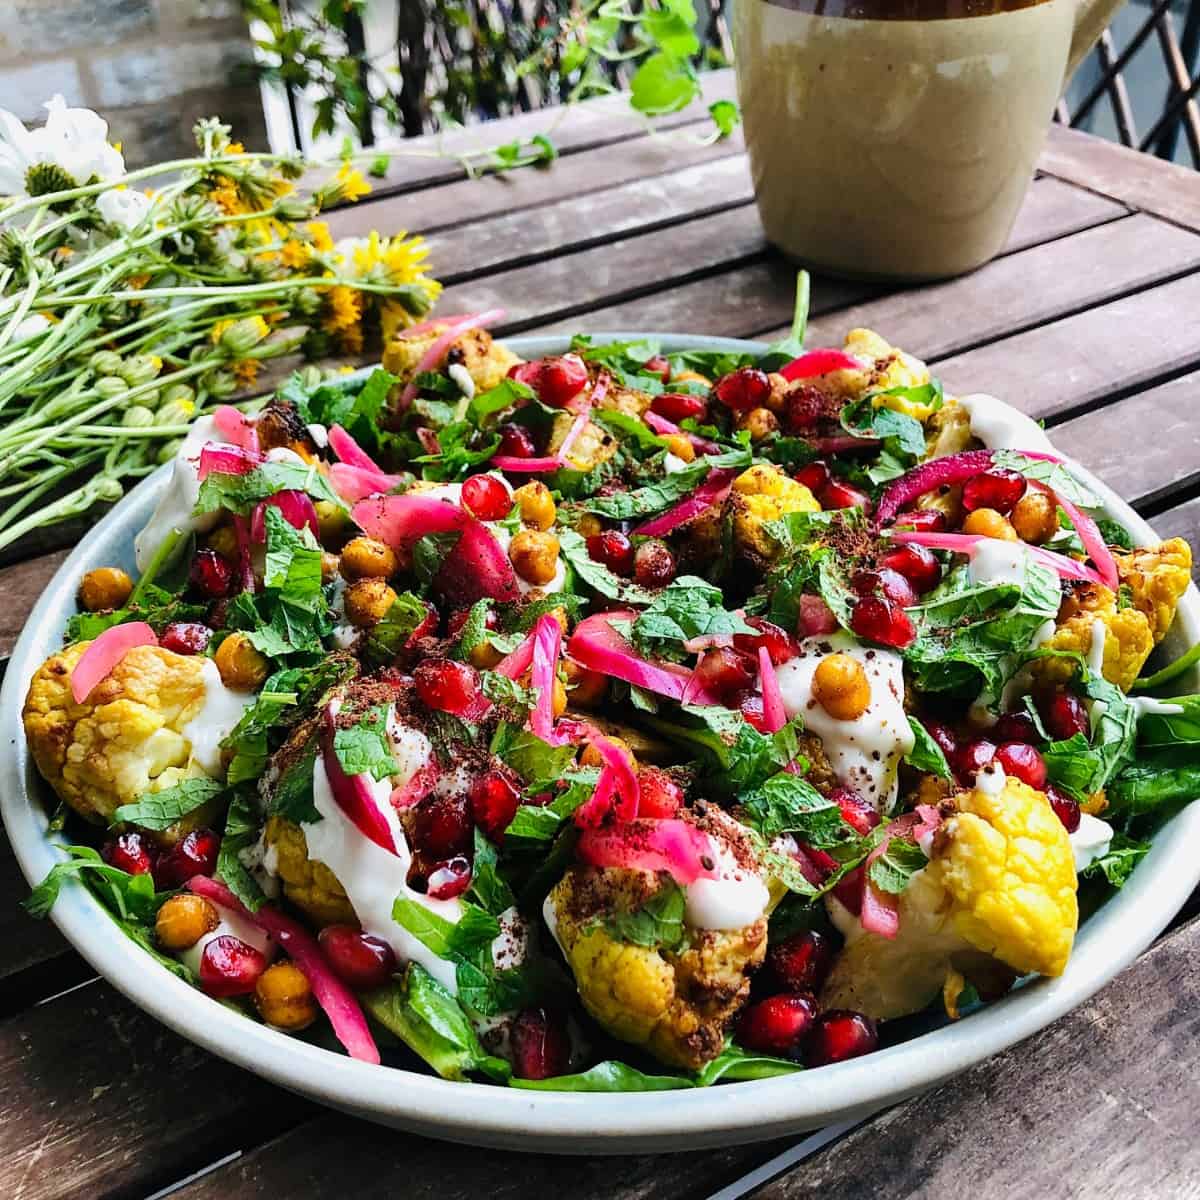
(693, 1042, 803, 1085)
(559, 526, 657, 605)
(512, 1061, 693, 1092)
(362, 590, 431, 666)
(629, 52, 700, 116)
(24, 845, 164, 922)
(741, 771, 848, 846)
(194, 459, 342, 516)
(333, 704, 394, 780)
(216, 790, 265, 910)
(631, 575, 755, 658)
(905, 716, 953, 779)
(600, 880, 687, 951)
(1080, 833, 1150, 887)
(113, 777, 224, 832)
(867, 836, 927, 894)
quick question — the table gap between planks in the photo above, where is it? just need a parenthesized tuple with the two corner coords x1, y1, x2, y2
(1, 67, 1199, 1200)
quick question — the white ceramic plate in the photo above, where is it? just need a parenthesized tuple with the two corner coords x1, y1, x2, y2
(3, 334, 1198, 1153)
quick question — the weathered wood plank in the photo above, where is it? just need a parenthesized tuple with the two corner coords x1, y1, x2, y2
(0, 548, 67, 659)
(753, 914, 1200, 1200)
(1041, 123, 1200, 234)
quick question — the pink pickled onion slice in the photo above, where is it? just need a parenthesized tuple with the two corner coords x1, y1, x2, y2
(808, 435, 882, 455)
(888, 530, 1108, 587)
(212, 405, 260, 453)
(642, 410, 721, 455)
(758, 646, 788, 735)
(398, 308, 506, 409)
(780, 348, 862, 382)
(232, 514, 255, 593)
(71, 621, 157, 703)
(330, 462, 406, 504)
(797, 593, 838, 638)
(352, 493, 467, 550)
(392, 312, 486, 339)
(875, 450, 995, 528)
(682, 632, 734, 654)
(319, 704, 398, 855)
(495, 628, 536, 680)
(859, 811, 934, 940)
(633, 466, 738, 538)
(187, 876, 380, 1065)
(416, 427, 441, 456)
(528, 614, 563, 741)
(569, 611, 720, 705)
(574, 735, 641, 827)
(433, 517, 520, 604)
(197, 443, 261, 481)
(576, 819, 719, 887)
(250, 490, 319, 542)
(1030, 482, 1118, 591)
(328, 424, 383, 473)
(490, 455, 565, 473)
(555, 409, 591, 465)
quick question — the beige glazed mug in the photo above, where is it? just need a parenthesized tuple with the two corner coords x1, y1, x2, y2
(734, 0, 1125, 280)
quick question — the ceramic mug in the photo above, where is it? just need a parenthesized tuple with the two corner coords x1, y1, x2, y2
(733, 0, 1123, 280)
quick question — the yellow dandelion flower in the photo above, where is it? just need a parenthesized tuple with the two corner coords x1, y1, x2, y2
(350, 230, 434, 285)
(233, 359, 262, 388)
(322, 285, 363, 334)
(127, 273, 150, 290)
(208, 179, 244, 215)
(228, 141, 245, 155)
(336, 323, 364, 355)
(332, 164, 372, 204)
(307, 221, 334, 252)
(279, 239, 311, 269)
(210, 318, 236, 345)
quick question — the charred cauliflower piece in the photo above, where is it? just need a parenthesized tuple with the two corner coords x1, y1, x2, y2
(731, 464, 820, 563)
(842, 328, 937, 419)
(821, 777, 1078, 1020)
(547, 866, 768, 1069)
(23, 642, 208, 827)
(925, 399, 974, 459)
(382, 325, 520, 395)
(546, 411, 619, 472)
(263, 814, 357, 926)
(1114, 537, 1192, 644)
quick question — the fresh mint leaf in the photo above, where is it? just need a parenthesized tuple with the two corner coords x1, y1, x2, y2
(113, 778, 224, 832)
(468, 828, 516, 915)
(455, 599, 492, 661)
(217, 790, 265, 910)
(905, 717, 953, 779)
(262, 505, 323, 599)
(362, 591, 431, 666)
(600, 880, 687, 951)
(741, 771, 848, 846)
(333, 705, 394, 780)
(559, 527, 656, 605)
(412, 530, 462, 588)
(590, 408, 671, 455)
(415, 421, 500, 482)
(867, 836, 927, 894)
(194, 459, 342, 516)
(467, 377, 534, 426)
(582, 462, 707, 520)
(991, 451, 1099, 509)
(840, 394, 928, 461)
(490, 723, 576, 786)
(631, 575, 755, 658)
(269, 744, 320, 824)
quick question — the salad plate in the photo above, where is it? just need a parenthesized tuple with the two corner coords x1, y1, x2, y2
(3, 330, 1198, 1153)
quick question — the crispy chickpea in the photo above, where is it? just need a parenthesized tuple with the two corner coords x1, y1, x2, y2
(206, 524, 240, 560)
(321, 551, 341, 583)
(812, 653, 871, 721)
(741, 406, 779, 441)
(662, 433, 696, 463)
(671, 368, 710, 387)
(1081, 789, 1108, 817)
(581, 735, 636, 770)
(513, 481, 557, 532)
(340, 535, 399, 581)
(509, 529, 560, 586)
(1010, 491, 1059, 545)
(78, 566, 134, 612)
(564, 658, 606, 707)
(254, 961, 318, 1032)
(155, 894, 219, 952)
(552, 677, 568, 718)
(215, 632, 270, 690)
(765, 372, 789, 414)
(316, 499, 350, 546)
(962, 507, 1019, 542)
(468, 640, 503, 670)
(344, 577, 397, 627)
(576, 513, 603, 539)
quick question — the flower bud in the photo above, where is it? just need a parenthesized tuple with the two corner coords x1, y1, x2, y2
(89, 350, 124, 376)
(122, 405, 156, 428)
(297, 365, 324, 390)
(94, 477, 124, 503)
(292, 289, 323, 318)
(120, 354, 163, 386)
(156, 437, 183, 464)
(157, 398, 196, 426)
(161, 382, 195, 407)
(218, 316, 270, 356)
(276, 196, 317, 222)
(95, 377, 129, 399)
(203, 368, 238, 398)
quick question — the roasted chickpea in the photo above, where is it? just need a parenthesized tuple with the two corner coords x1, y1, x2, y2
(765, 372, 789, 414)
(962, 507, 1019, 542)
(662, 433, 696, 463)
(576, 513, 603, 539)
(340, 535, 398, 581)
(813, 652, 871, 721)
(671, 368, 710, 387)
(254, 961, 318, 1031)
(321, 551, 341, 583)
(316, 499, 350, 545)
(581, 735, 636, 771)
(155, 894, 219, 951)
(468, 639, 504, 670)
(513, 481, 557, 532)
(214, 632, 270, 690)
(552, 676, 568, 718)
(564, 658, 606, 707)
(1081, 789, 1108, 817)
(205, 524, 240, 560)
(78, 566, 134, 612)
(509, 529, 560, 586)
(344, 577, 398, 627)
(741, 406, 779, 441)
(1010, 491, 1059, 544)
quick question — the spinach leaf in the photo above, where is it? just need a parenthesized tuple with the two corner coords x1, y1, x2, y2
(216, 790, 265, 910)
(467, 377, 535, 426)
(194, 459, 342, 516)
(757, 270, 810, 369)
(905, 716, 953, 779)
(693, 1042, 803, 1085)
(1108, 758, 1200, 823)
(113, 777, 224, 832)
(1043, 673, 1137, 801)
(1080, 833, 1150, 887)
(867, 836, 926, 894)
(24, 845, 164, 922)
(512, 1061, 693, 1092)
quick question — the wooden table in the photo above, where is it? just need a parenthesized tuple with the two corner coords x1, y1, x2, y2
(3, 68, 1200, 1200)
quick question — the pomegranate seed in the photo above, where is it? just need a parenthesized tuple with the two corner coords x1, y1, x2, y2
(101, 831, 155, 876)
(737, 993, 817, 1055)
(643, 354, 671, 383)
(469, 771, 521, 843)
(633, 539, 676, 588)
(190, 548, 233, 599)
(160, 622, 212, 655)
(849, 596, 915, 649)
(586, 530, 635, 577)
(891, 508, 947, 533)
(993, 710, 1040, 743)
(714, 367, 770, 412)
(636, 767, 683, 818)
(538, 354, 589, 407)
(508, 360, 543, 387)
(962, 468, 1027, 515)
(794, 461, 831, 495)
(995, 741, 1047, 789)
(831, 786, 880, 835)
(497, 424, 537, 459)
(878, 544, 941, 595)
(413, 793, 473, 858)
(804, 1010, 878, 1066)
(414, 658, 482, 717)
(461, 474, 511, 521)
(768, 931, 834, 994)
(695, 646, 755, 699)
(733, 616, 798, 665)
(922, 719, 959, 764)
(154, 828, 221, 889)
(739, 692, 767, 731)
(820, 479, 872, 511)
(797, 592, 838, 638)
(956, 738, 997, 782)
(1038, 689, 1089, 741)
(511, 1007, 571, 1080)
(199, 935, 267, 998)
(784, 386, 824, 433)
(427, 855, 473, 900)
(1046, 784, 1081, 833)
(853, 568, 916, 609)
(318, 925, 397, 991)
(650, 392, 708, 424)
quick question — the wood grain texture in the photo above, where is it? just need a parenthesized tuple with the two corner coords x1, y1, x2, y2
(1155, 496, 1200, 579)
(753, 915, 1200, 1200)
(0, 549, 67, 659)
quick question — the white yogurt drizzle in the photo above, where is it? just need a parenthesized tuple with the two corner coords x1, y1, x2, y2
(969, 538, 1035, 588)
(1070, 812, 1114, 873)
(447, 362, 475, 400)
(956, 393, 1057, 455)
(1131, 696, 1185, 717)
(975, 760, 1007, 796)
(684, 843, 770, 930)
(181, 658, 257, 775)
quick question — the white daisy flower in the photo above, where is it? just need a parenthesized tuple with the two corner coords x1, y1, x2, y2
(0, 95, 125, 198)
(96, 187, 152, 231)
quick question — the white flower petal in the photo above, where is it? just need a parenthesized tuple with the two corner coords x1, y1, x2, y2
(96, 187, 152, 231)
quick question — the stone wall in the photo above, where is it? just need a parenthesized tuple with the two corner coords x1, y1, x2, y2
(0, 0, 268, 167)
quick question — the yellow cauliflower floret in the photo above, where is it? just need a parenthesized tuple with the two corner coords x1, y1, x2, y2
(381, 325, 520, 396)
(1114, 537, 1192, 644)
(1036, 590, 1155, 693)
(925, 398, 974, 459)
(731, 464, 820, 563)
(23, 642, 209, 828)
(548, 866, 768, 1069)
(843, 328, 937, 420)
(546, 412, 618, 472)
(264, 814, 357, 926)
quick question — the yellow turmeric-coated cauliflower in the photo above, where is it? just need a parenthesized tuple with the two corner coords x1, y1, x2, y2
(546, 411, 619, 472)
(924, 399, 974, 459)
(547, 865, 768, 1069)
(23, 641, 209, 828)
(731, 464, 820, 563)
(1038, 602, 1155, 693)
(1114, 537, 1192, 644)
(820, 777, 1077, 1020)
(841, 328, 938, 420)
(381, 325, 520, 396)
(263, 814, 357, 926)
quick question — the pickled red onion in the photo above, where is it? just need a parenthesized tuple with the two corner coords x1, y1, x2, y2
(71, 622, 158, 703)
(529, 614, 563, 741)
(212, 405, 260, 453)
(888, 530, 1108, 587)
(576, 819, 719, 886)
(874, 450, 995, 528)
(351, 492, 467, 549)
(432, 517, 520, 604)
(632, 467, 738, 538)
(494, 628, 536, 680)
(197, 443, 261, 481)
(397, 308, 506, 409)
(328, 424, 383, 473)
(1030, 482, 1118, 591)
(780, 348, 862, 382)
(250, 490, 319, 542)
(641, 411, 721, 454)
(573, 735, 640, 827)
(329, 462, 406, 503)
(758, 646, 787, 735)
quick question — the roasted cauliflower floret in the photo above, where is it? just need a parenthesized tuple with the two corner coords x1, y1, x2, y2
(546, 412, 618, 472)
(1114, 537, 1192, 644)
(925, 398, 974, 459)
(547, 863, 768, 1069)
(1037, 587, 1155, 693)
(382, 325, 520, 396)
(821, 777, 1077, 1020)
(23, 642, 209, 827)
(842, 328, 937, 419)
(263, 814, 357, 926)
(731, 464, 820, 562)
